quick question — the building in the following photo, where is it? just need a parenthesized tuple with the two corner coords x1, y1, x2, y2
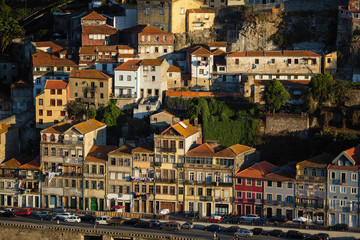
(153, 120, 201, 213)
(150, 110, 180, 131)
(32, 51, 78, 101)
(137, 0, 203, 33)
(204, 0, 227, 7)
(0, 123, 19, 163)
(323, 52, 337, 75)
(263, 169, 295, 219)
(328, 146, 360, 227)
(40, 119, 106, 209)
(183, 142, 256, 217)
(113, 60, 141, 100)
(186, 9, 215, 32)
(81, 11, 119, 46)
(83, 145, 116, 211)
(0, 54, 18, 85)
(69, 69, 113, 108)
(187, 46, 214, 90)
(10, 80, 33, 115)
(36, 80, 69, 129)
(234, 161, 277, 216)
(209, 42, 227, 52)
(167, 65, 182, 90)
(121, 25, 174, 59)
(0, 154, 40, 208)
(295, 153, 333, 224)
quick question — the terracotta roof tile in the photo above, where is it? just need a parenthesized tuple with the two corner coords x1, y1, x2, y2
(0, 154, 33, 169)
(85, 145, 117, 162)
(265, 51, 283, 56)
(0, 122, 11, 135)
(342, 145, 360, 165)
(118, 54, 137, 58)
(109, 144, 134, 156)
(227, 50, 320, 58)
(162, 120, 199, 138)
(212, 49, 226, 56)
(297, 153, 334, 168)
(82, 11, 107, 21)
(140, 59, 164, 66)
(254, 80, 310, 86)
(132, 146, 154, 153)
(328, 165, 360, 170)
(122, 25, 172, 35)
(44, 80, 68, 89)
(214, 144, 255, 158)
(190, 46, 212, 56)
(188, 9, 215, 14)
(41, 122, 73, 134)
(246, 51, 264, 57)
(227, 52, 246, 57)
(264, 169, 295, 181)
(11, 80, 32, 89)
(167, 65, 181, 72)
(114, 60, 141, 71)
(82, 25, 118, 35)
(72, 119, 106, 134)
(79, 46, 97, 55)
(235, 161, 277, 179)
(69, 69, 111, 79)
(283, 50, 320, 57)
(186, 143, 215, 158)
(19, 158, 40, 170)
(32, 52, 78, 67)
(209, 42, 227, 48)
(34, 41, 76, 52)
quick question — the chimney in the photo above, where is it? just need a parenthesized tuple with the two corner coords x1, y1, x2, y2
(119, 137, 124, 147)
(196, 137, 202, 145)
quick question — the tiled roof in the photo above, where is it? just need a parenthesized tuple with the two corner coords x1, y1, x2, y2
(41, 122, 73, 134)
(227, 50, 320, 58)
(69, 69, 111, 79)
(254, 80, 310, 86)
(118, 54, 137, 58)
(264, 169, 295, 181)
(210, 42, 227, 48)
(188, 9, 215, 14)
(247, 51, 264, 57)
(34, 41, 74, 53)
(167, 65, 181, 72)
(11, 80, 32, 89)
(0, 122, 11, 135)
(214, 144, 255, 158)
(283, 50, 320, 57)
(162, 120, 199, 138)
(79, 46, 97, 55)
(114, 60, 141, 71)
(297, 153, 334, 168)
(342, 145, 360, 165)
(0, 154, 33, 169)
(82, 11, 107, 21)
(44, 80, 68, 89)
(227, 52, 246, 57)
(82, 25, 118, 35)
(190, 46, 212, 56)
(109, 144, 134, 156)
(32, 52, 78, 67)
(117, 45, 135, 50)
(72, 119, 106, 134)
(85, 145, 117, 162)
(162, 110, 175, 116)
(132, 146, 153, 153)
(122, 25, 172, 35)
(186, 143, 215, 158)
(328, 165, 360, 170)
(19, 158, 40, 170)
(235, 161, 277, 179)
(140, 59, 164, 66)
(265, 51, 283, 57)
(212, 49, 226, 56)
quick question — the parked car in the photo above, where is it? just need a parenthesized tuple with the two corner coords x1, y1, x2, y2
(64, 216, 81, 223)
(184, 211, 200, 219)
(0, 211, 15, 218)
(251, 218, 269, 225)
(160, 222, 181, 231)
(240, 214, 259, 221)
(269, 216, 288, 223)
(80, 215, 96, 222)
(135, 221, 152, 228)
(234, 229, 253, 238)
(268, 229, 284, 237)
(123, 218, 141, 225)
(15, 208, 31, 216)
(95, 216, 110, 225)
(204, 224, 222, 232)
(226, 226, 240, 233)
(206, 215, 222, 223)
(181, 222, 194, 229)
(36, 211, 50, 219)
(223, 216, 242, 224)
(3, 208, 13, 212)
(107, 217, 124, 226)
(251, 228, 264, 235)
(55, 213, 73, 221)
(193, 224, 205, 230)
(53, 206, 66, 212)
(286, 230, 307, 239)
(307, 233, 330, 240)
(329, 223, 348, 231)
(149, 220, 161, 228)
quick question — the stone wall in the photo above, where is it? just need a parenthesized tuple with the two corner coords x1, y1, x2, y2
(265, 113, 309, 137)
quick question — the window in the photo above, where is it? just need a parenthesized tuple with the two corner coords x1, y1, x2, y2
(51, 89, 55, 95)
(100, 82, 103, 88)
(330, 186, 336, 192)
(100, 93, 104, 99)
(39, 99, 43, 105)
(152, 76, 155, 81)
(50, 99, 55, 106)
(340, 186, 346, 193)
(72, 180, 76, 188)
(57, 99, 62, 106)
(189, 172, 194, 181)
(99, 166, 104, 174)
(246, 192, 251, 199)
(237, 178, 242, 184)
(85, 181, 89, 189)
(199, 69, 204, 74)
(311, 168, 317, 176)
(197, 187, 203, 196)
(246, 179, 252, 185)
(255, 59, 259, 64)
(155, 47, 159, 53)
(331, 172, 335, 179)
(352, 173, 357, 181)
(277, 181, 282, 188)
(180, 8, 185, 14)
(179, 187, 184, 195)
(145, 8, 150, 14)
(160, 9, 164, 15)
(207, 188, 212, 196)
(111, 158, 116, 165)
(47, 110, 52, 116)
(91, 181, 97, 189)
(120, 75, 123, 81)
(170, 186, 175, 195)
(303, 168, 308, 175)
(351, 187, 357, 194)
(340, 200, 345, 207)
(179, 141, 184, 149)
(267, 181, 272, 187)
(295, 59, 299, 64)
(287, 182, 292, 188)
(64, 179, 69, 187)
(256, 193, 261, 199)
(235, 59, 239, 65)
(287, 59, 291, 64)
(92, 165, 97, 174)
(189, 187, 194, 196)
(39, 110, 43, 116)
(163, 186, 168, 194)
(271, 59, 275, 64)
(142, 185, 147, 193)
(61, 111, 66, 116)
(267, 194, 272, 200)
(255, 180, 261, 186)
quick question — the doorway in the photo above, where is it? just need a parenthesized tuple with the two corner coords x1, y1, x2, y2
(206, 203, 211, 217)
(266, 208, 272, 218)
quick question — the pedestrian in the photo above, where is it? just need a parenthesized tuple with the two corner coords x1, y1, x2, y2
(213, 231, 218, 240)
(94, 222, 97, 229)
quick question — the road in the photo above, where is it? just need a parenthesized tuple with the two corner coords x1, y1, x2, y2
(0, 215, 358, 240)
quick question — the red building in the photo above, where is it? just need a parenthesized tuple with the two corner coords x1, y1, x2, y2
(234, 161, 277, 216)
(81, 11, 119, 46)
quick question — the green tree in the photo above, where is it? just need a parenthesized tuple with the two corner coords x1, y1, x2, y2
(67, 101, 87, 120)
(100, 101, 124, 127)
(307, 73, 334, 107)
(87, 108, 97, 119)
(0, 18, 25, 53)
(264, 79, 290, 113)
(331, 80, 351, 107)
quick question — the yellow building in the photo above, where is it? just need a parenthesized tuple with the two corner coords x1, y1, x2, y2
(36, 80, 69, 129)
(323, 52, 337, 75)
(187, 9, 215, 32)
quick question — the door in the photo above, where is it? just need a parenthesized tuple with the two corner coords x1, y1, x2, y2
(178, 203, 183, 214)
(149, 201, 154, 214)
(267, 208, 272, 218)
(125, 202, 131, 212)
(206, 203, 211, 217)
(330, 213, 335, 226)
(255, 206, 262, 217)
(340, 214, 346, 224)
(276, 208, 282, 217)
(99, 199, 104, 211)
(7, 196, 11, 206)
(142, 200, 146, 213)
(237, 205, 242, 215)
(134, 200, 139, 212)
(197, 202, 203, 217)
(71, 197, 77, 209)
(286, 210, 293, 220)
(350, 215, 357, 227)
(90, 198, 97, 211)
(246, 205, 251, 215)
(50, 196, 56, 208)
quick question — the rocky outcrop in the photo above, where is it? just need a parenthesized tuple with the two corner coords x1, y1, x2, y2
(174, 30, 216, 51)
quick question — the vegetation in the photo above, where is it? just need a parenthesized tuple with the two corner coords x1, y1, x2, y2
(331, 80, 351, 107)
(66, 101, 87, 121)
(307, 73, 334, 108)
(0, 18, 25, 53)
(264, 79, 290, 113)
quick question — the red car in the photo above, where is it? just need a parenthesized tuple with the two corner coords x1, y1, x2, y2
(15, 208, 31, 216)
(206, 216, 222, 223)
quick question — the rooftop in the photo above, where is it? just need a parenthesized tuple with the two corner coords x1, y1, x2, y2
(235, 161, 277, 179)
(82, 25, 118, 35)
(69, 69, 111, 79)
(122, 24, 173, 35)
(264, 169, 295, 181)
(32, 52, 78, 67)
(82, 11, 107, 21)
(161, 120, 199, 138)
(297, 153, 334, 168)
(114, 60, 141, 71)
(44, 80, 68, 89)
(73, 119, 106, 134)
(140, 59, 164, 66)
(188, 9, 215, 14)
(167, 65, 181, 72)
(85, 145, 117, 162)
(227, 50, 321, 58)
(0, 122, 11, 135)
(109, 144, 134, 156)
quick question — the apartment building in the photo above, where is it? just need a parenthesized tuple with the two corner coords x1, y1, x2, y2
(167, 65, 182, 90)
(187, 46, 214, 90)
(328, 146, 360, 227)
(295, 153, 333, 224)
(187, 9, 215, 32)
(36, 80, 69, 129)
(11, 80, 33, 115)
(40, 119, 106, 209)
(69, 69, 113, 108)
(0, 122, 19, 163)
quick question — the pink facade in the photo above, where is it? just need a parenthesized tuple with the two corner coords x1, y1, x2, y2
(234, 177, 264, 216)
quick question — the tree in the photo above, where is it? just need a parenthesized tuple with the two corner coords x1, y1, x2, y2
(100, 101, 124, 127)
(67, 101, 87, 120)
(264, 79, 290, 113)
(0, 18, 25, 53)
(307, 73, 334, 107)
(331, 80, 351, 107)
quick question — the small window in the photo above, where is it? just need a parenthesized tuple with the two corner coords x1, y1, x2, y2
(39, 99, 43, 105)
(50, 89, 55, 95)
(47, 110, 52, 116)
(57, 99, 62, 106)
(294, 59, 299, 64)
(235, 59, 239, 65)
(39, 110, 43, 116)
(255, 59, 259, 64)
(100, 82, 104, 88)
(57, 89, 62, 95)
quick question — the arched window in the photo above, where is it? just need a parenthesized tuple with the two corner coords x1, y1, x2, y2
(303, 168, 308, 175)
(42, 134, 47, 142)
(311, 168, 317, 176)
(50, 134, 55, 142)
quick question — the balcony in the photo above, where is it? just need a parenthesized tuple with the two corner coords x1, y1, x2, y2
(215, 197, 231, 202)
(114, 94, 137, 99)
(155, 178, 177, 183)
(62, 140, 83, 145)
(151, 162, 162, 167)
(184, 180, 213, 185)
(264, 200, 294, 207)
(296, 175, 326, 182)
(213, 182, 233, 187)
(81, 97, 96, 103)
(61, 172, 83, 177)
(63, 157, 83, 165)
(63, 188, 83, 197)
(199, 196, 212, 201)
(157, 147, 177, 153)
(83, 173, 105, 178)
(295, 203, 324, 210)
(176, 163, 184, 168)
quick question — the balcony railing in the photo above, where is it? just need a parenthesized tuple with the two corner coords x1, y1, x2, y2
(296, 175, 326, 182)
(155, 178, 177, 183)
(63, 157, 84, 164)
(61, 172, 83, 177)
(213, 182, 233, 187)
(83, 173, 105, 178)
(157, 147, 177, 153)
(62, 140, 83, 145)
(184, 180, 213, 185)
(264, 200, 294, 207)
(296, 203, 324, 209)
(199, 196, 212, 201)
(176, 163, 184, 168)
(63, 188, 83, 197)
(151, 162, 162, 167)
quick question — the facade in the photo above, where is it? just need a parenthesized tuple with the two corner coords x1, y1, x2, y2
(0, 154, 40, 208)
(234, 161, 277, 216)
(0, 90, 12, 120)
(10, 80, 33, 115)
(328, 146, 360, 227)
(137, 0, 203, 33)
(0, 54, 18, 85)
(263, 169, 295, 219)
(295, 153, 333, 224)
(323, 52, 337, 75)
(184, 142, 256, 217)
(167, 65, 182, 90)
(150, 110, 179, 131)
(113, 60, 141, 100)
(40, 119, 106, 209)
(121, 25, 174, 59)
(187, 46, 214, 90)
(69, 69, 113, 108)
(186, 9, 215, 32)
(36, 80, 69, 129)
(81, 11, 119, 46)
(0, 123, 19, 163)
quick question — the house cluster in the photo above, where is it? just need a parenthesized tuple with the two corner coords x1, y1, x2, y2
(1, 115, 360, 227)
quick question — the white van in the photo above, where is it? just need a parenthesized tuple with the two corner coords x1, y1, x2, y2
(95, 215, 110, 225)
